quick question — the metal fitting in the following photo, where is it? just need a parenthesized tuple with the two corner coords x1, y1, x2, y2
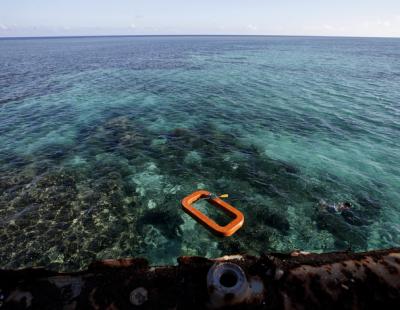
(207, 262, 250, 308)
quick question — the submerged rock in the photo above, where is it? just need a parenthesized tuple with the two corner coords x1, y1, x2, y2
(0, 164, 142, 271)
(263, 213, 291, 233)
(81, 115, 148, 160)
(138, 206, 183, 239)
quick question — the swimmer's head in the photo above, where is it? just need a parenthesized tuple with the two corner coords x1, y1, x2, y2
(338, 202, 352, 211)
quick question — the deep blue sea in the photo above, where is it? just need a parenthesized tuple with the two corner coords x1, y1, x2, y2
(0, 36, 399, 270)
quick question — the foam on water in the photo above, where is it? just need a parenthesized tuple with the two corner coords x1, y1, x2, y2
(0, 36, 400, 270)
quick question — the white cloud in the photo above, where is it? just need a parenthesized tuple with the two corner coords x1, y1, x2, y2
(247, 24, 258, 31)
(323, 24, 334, 30)
(363, 18, 392, 29)
(0, 24, 9, 30)
(378, 20, 391, 27)
(130, 23, 136, 29)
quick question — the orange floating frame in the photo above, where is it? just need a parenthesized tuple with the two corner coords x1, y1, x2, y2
(181, 190, 244, 237)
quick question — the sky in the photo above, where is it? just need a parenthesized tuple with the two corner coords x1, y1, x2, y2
(1, 0, 400, 38)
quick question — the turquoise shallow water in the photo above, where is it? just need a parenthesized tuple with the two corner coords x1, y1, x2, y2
(0, 36, 400, 270)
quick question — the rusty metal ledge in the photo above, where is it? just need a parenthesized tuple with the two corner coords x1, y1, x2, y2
(1, 248, 400, 309)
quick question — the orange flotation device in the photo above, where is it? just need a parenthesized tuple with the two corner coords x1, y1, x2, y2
(181, 190, 244, 237)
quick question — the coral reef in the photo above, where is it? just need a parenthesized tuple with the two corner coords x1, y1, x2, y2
(0, 115, 381, 270)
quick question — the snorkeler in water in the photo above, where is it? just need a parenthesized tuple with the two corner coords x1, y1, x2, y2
(320, 201, 352, 214)
(318, 200, 366, 226)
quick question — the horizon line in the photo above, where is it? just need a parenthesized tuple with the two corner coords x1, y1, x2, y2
(1, 34, 400, 40)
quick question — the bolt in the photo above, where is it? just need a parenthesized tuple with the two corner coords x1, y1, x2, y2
(130, 287, 148, 306)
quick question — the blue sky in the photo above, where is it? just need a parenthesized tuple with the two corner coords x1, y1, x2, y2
(1, 0, 400, 37)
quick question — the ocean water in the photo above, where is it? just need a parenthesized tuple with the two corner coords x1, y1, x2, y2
(0, 36, 399, 271)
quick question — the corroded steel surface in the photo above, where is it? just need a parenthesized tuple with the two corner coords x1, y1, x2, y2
(0, 248, 399, 309)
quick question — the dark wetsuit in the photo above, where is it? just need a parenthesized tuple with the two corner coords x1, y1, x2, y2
(341, 209, 365, 226)
(325, 204, 339, 214)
